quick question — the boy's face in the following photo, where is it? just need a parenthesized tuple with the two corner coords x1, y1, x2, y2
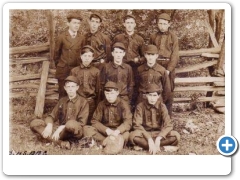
(145, 53, 158, 67)
(81, 51, 94, 67)
(89, 17, 101, 33)
(146, 92, 160, 105)
(68, 18, 81, 33)
(123, 18, 136, 33)
(104, 89, 119, 104)
(112, 48, 125, 65)
(158, 19, 171, 32)
(64, 82, 79, 98)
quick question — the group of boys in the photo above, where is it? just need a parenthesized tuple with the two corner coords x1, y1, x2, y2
(30, 12, 180, 155)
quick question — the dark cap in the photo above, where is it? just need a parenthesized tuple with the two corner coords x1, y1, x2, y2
(112, 42, 126, 51)
(65, 76, 79, 85)
(124, 14, 136, 21)
(146, 84, 162, 93)
(144, 45, 158, 54)
(158, 13, 171, 21)
(104, 81, 119, 90)
(67, 13, 82, 21)
(82, 45, 95, 53)
(90, 13, 102, 22)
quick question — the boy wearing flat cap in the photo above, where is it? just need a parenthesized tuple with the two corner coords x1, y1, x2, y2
(54, 13, 85, 99)
(101, 42, 134, 104)
(70, 45, 101, 125)
(84, 12, 112, 70)
(149, 13, 179, 116)
(83, 81, 132, 146)
(137, 44, 171, 113)
(129, 84, 180, 155)
(30, 76, 89, 149)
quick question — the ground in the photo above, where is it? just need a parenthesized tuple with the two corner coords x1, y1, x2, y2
(9, 96, 224, 155)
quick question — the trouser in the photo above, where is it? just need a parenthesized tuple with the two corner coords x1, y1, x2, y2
(86, 98, 96, 125)
(83, 125, 129, 145)
(129, 130, 180, 149)
(30, 119, 83, 142)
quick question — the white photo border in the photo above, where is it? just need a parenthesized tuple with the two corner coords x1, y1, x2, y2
(3, 2, 231, 175)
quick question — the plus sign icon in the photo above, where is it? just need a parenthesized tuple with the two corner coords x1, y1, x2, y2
(217, 135, 238, 156)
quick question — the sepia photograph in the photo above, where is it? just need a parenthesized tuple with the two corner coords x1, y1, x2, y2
(9, 8, 226, 155)
(3, 2, 232, 176)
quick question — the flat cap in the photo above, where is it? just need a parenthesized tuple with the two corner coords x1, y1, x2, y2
(104, 81, 119, 90)
(158, 13, 171, 21)
(65, 76, 79, 85)
(112, 42, 126, 51)
(124, 14, 136, 21)
(90, 13, 102, 22)
(67, 13, 82, 21)
(146, 84, 162, 93)
(144, 45, 158, 54)
(82, 45, 95, 53)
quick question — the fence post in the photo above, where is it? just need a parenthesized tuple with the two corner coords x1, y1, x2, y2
(34, 61, 50, 118)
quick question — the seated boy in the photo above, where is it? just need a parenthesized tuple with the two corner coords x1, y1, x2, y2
(129, 84, 180, 155)
(30, 76, 89, 149)
(70, 45, 100, 125)
(83, 81, 132, 147)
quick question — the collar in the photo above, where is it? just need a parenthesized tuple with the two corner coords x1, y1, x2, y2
(111, 61, 125, 69)
(80, 63, 92, 69)
(67, 94, 79, 103)
(68, 30, 77, 37)
(146, 100, 160, 110)
(158, 31, 169, 35)
(124, 31, 135, 37)
(87, 30, 100, 37)
(104, 97, 121, 107)
(144, 63, 158, 70)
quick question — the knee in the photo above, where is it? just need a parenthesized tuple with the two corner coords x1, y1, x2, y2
(83, 125, 97, 137)
(30, 119, 45, 131)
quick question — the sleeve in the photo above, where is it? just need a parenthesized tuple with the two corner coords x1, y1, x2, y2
(133, 103, 151, 140)
(100, 65, 107, 100)
(162, 70, 171, 103)
(91, 102, 109, 135)
(167, 33, 179, 72)
(104, 35, 112, 63)
(77, 99, 89, 127)
(138, 36, 146, 64)
(95, 69, 102, 105)
(127, 66, 135, 101)
(116, 102, 133, 133)
(149, 33, 156, 45)
(53, 34, 63, 66)
(157, 103, 173, 138)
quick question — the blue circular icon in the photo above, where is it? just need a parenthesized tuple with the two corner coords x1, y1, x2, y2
(217, 135, 238, 156)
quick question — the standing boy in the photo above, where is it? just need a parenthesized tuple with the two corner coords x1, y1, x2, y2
(129, 84, 180, 155)
(136, 45, 171, 113)
(30, 76, 89, 149)
(83, 81, 132, 147)
(70, 45, 100, 125)
(54, 13, 85, 99)
(113, 14, 145, 106)
(84, 13, 112, 69)
(149, 13, 179, 116)
(101, 42, 134, 103)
